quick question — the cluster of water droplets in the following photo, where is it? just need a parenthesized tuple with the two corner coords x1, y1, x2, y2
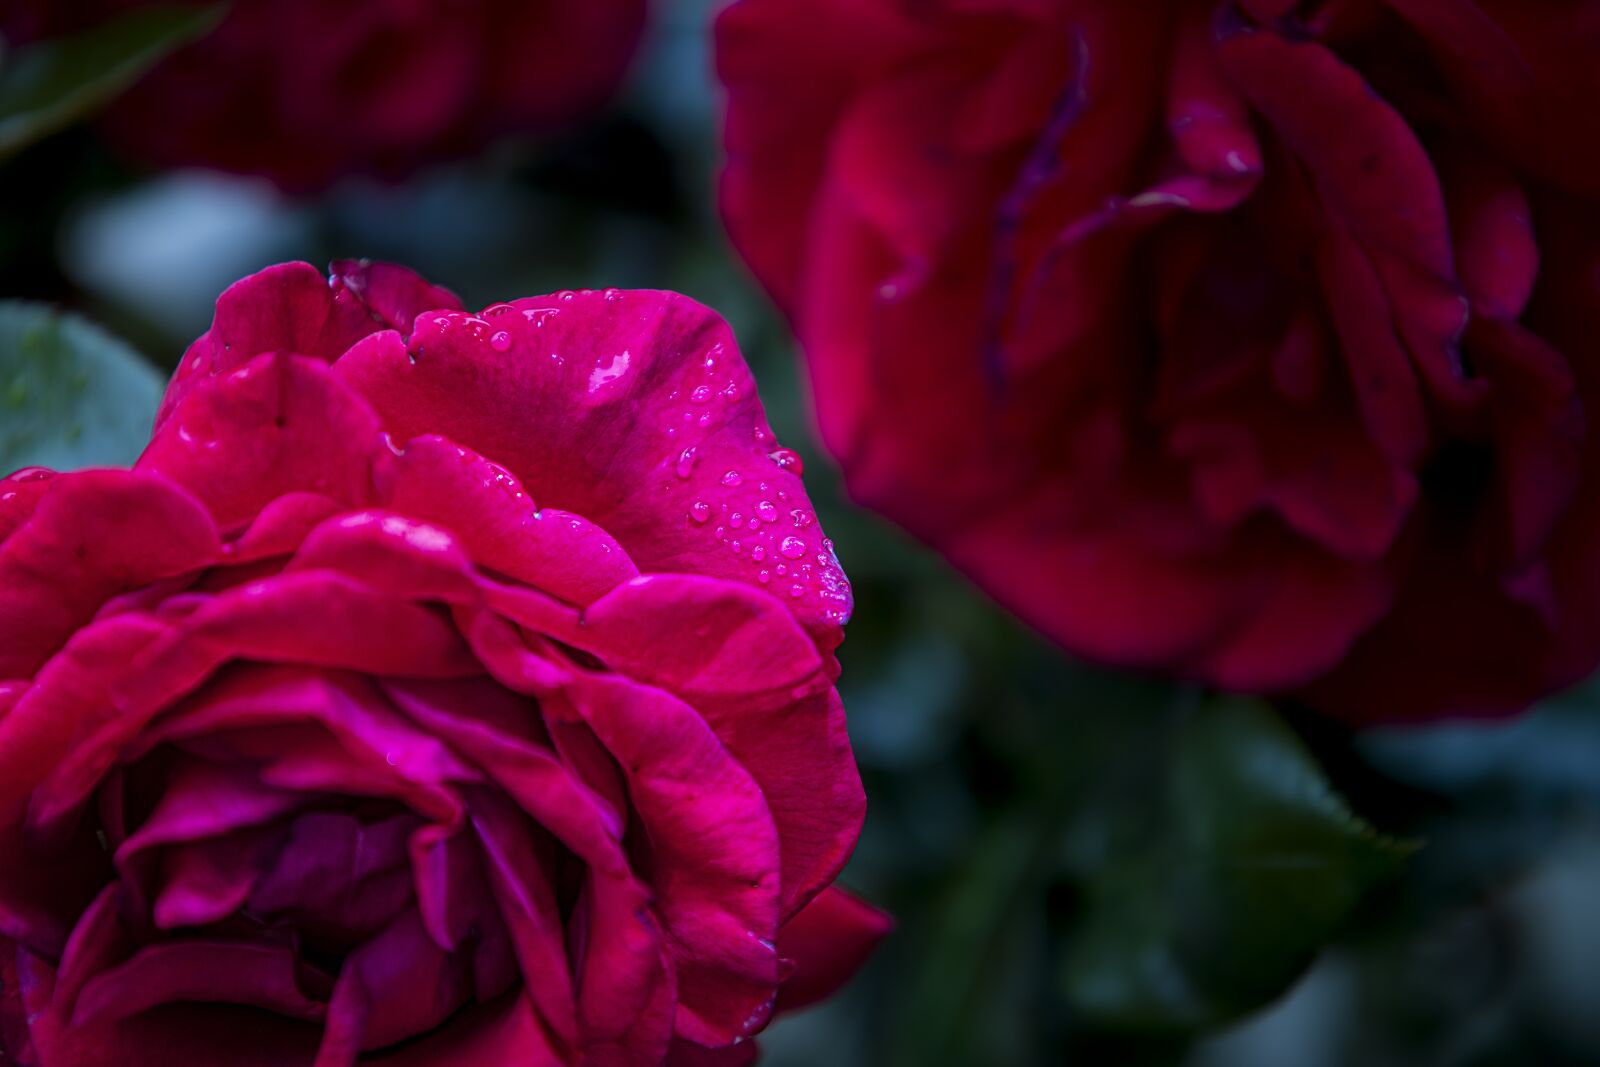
(662, 343, 746, 460)
(658, 342, 849, 620)
(417, 290, 628, 373)
(682, 459, 849, 623)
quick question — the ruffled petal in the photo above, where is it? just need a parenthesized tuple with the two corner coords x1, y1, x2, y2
(333, 290, 850, 640)
(140, 353, 383, 532)
(774, 886, 892, 1011)
(0, 470, 217, 678)
(375, 434, 637, 605)
(559, 671, 781, 1046)
(157, 261, 452, 429)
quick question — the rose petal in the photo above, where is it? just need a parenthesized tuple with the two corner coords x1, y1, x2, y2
(140, 352, 383, 532)
(249, 810, 418, 945)
(0, 613, 169, 830)
(0, 467, 54, 546)
(559, 671, 781, 1046)
(774, 886, 892, 1011)
(113, 570, 479, 721)
(377, 434, 638, 605)
(72, 940, 325, 1027)
(0, 470, 218, 678)
(329, 258, 463, 334)
(333, 290, 851, 640)
(467, 790, 578, 1053)
(156, 262, 418, 429)
(358, 992, 563, 1067)
(314, 910, 473, 1066)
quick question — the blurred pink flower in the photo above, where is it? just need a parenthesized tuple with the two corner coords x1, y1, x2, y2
(718, 0, 1600, 723)
(4, 0, 647, 190)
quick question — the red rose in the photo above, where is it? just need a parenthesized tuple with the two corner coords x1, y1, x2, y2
(717, 0, 1600, 723)
(3, 0, 645, 190)
(0, 262, 886, 1065)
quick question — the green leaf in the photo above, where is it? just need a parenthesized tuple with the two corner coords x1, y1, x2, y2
(0, 302, 165, 472)
(1061, 698, 1414, 1030)
(0, 4, 225, 159)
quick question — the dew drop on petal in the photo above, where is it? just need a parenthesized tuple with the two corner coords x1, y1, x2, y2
(755, 500, 778, 523)
(751, 545, 766, 562)
(489, 331, 512, 352)
(722, 470, 743, 487)
(689, 501, 711, 523)
(779, 536, 806, 560)
(789, 584, 804, 598)
(768, 448, 804, 475)
(676, 448, 697, 479)
(758, 569, 770, 584)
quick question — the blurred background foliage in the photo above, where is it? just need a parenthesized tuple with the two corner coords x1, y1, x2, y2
(4, 3, 1600, 1065)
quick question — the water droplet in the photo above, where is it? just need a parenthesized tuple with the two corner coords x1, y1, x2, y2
(485, 303, 513, 317)
(432, 315, 453, 329)
(689, 501, 711, 523)
(722, 382, 741, 402)
(788, 584, 804, 598)
(755, 500, 778, 523)
(489, 331, 512, 352)
(747, 519, 761, 532)
(604, 288, 622, 302)
(768, 448, 804, 475)
(721, 470, 743, 487)
(790, 508, 813, 528)
(775, 564, 787, 576)
(731, 540, 743, 554)
(751, 545, 766, 562)
(779, 536, 806, 560)
(690, 385, 713, 404)
(558, 290, 575, 302)
(675, 448, 697, 479)
(730, 512, 744, 529)
(757, 569, 770, 584)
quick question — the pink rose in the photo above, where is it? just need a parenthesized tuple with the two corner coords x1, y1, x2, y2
(3, 0, 646, 190)
(0, 261, 885, 1065)
(718, 0, 1600, 723)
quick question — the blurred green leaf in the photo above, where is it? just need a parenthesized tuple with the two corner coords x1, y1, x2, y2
(0, 302, 164, 471)
(0, 4, 224, 159)
(1062, 698, 1414, 1030)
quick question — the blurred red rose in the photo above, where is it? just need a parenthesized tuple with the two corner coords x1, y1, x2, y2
(718, 0, 1600, 723)
(0, 261, 885, 1065)
(2, 0, 646, 190)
